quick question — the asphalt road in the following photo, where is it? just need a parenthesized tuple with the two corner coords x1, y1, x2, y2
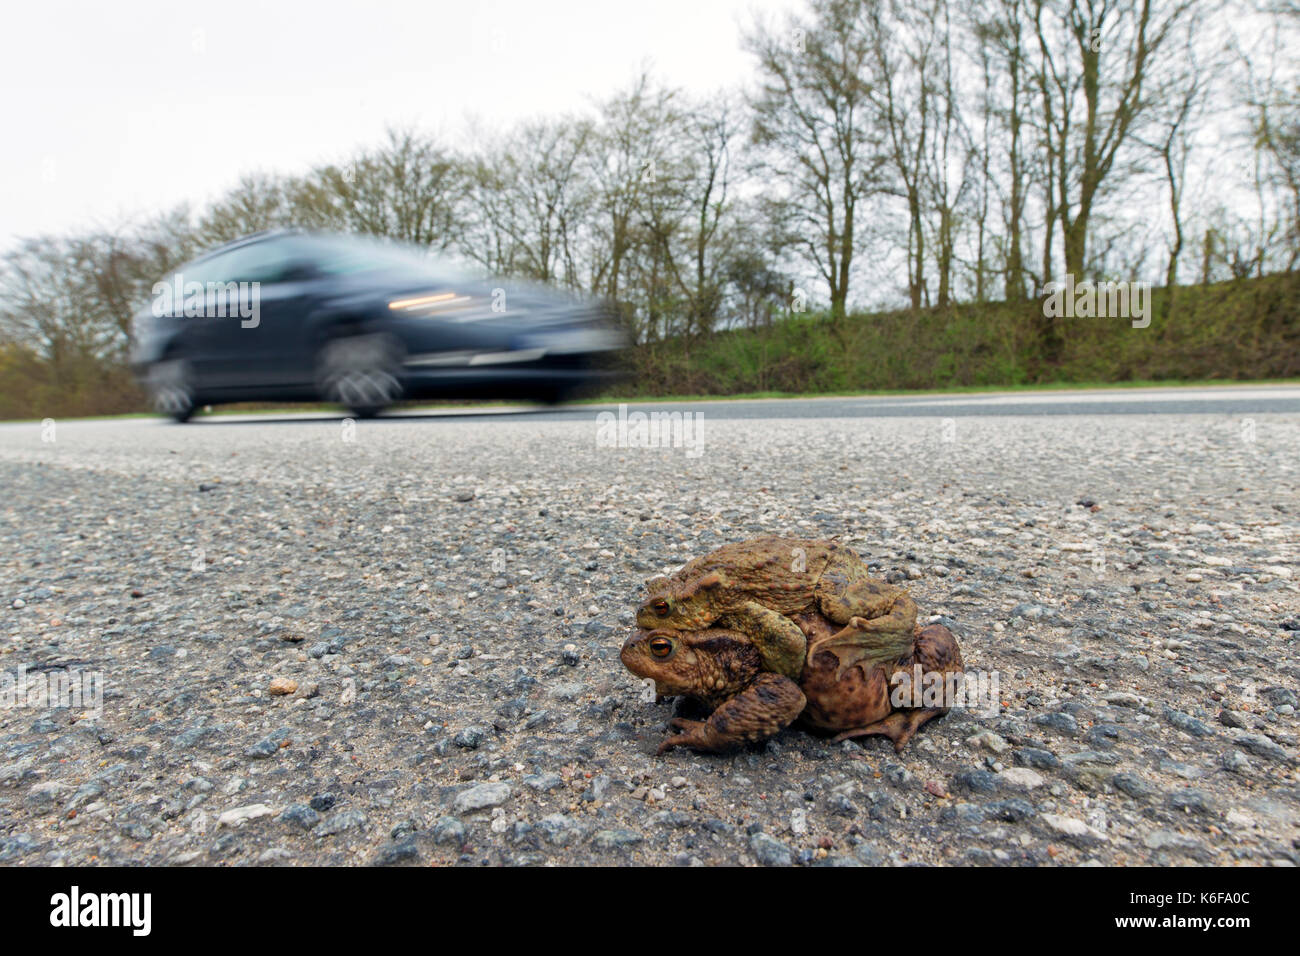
(0, 384, 1297, 867)
(126, 383, 1300, 426)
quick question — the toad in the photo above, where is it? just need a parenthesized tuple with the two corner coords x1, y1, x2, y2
(637, 536, 916, 681)
(621, 609, 963, 754)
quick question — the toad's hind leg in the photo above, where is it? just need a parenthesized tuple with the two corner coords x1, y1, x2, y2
(814, 594, 919, 682)
(657, 674, 806, 755)
(832, 708, 944, 753)
(818, 577, 918, 633)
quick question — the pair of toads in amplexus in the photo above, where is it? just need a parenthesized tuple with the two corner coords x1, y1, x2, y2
(621, 536, 965, 755)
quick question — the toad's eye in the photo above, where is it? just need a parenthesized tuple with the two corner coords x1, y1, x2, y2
(649, 637, 673, 658)
(651, 599, 670, 617)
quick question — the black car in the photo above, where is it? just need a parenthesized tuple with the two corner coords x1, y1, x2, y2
(130, 230, 625, 420)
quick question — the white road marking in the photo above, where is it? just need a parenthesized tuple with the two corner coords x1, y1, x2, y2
(854, 387, 1300, 408)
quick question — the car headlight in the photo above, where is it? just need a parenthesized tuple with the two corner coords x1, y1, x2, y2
(387, 292, 475, 314)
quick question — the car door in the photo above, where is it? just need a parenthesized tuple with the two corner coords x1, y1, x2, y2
(154, 248, 240, 390)
(191, 239, 317, 394)
(233, 248, 321, 390)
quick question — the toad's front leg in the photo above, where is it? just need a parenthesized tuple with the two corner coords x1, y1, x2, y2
(721, 601, 808, 679)
(657, 673, 806, 754)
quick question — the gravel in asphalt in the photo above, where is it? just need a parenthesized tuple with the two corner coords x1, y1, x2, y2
(0, 402, 1297, 866)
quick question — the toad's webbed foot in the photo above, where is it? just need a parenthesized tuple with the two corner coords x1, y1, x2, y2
(657, 673, 806, 754)
(832, 708, 944, 753)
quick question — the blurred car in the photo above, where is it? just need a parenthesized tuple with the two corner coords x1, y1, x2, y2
(130, 230, 625, 421)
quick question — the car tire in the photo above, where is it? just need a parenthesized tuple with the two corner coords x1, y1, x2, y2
(147, 359, 196, 422)
(316, 333, 403, 418)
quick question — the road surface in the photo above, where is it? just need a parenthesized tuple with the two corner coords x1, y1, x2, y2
(1, 385, 1297, 866)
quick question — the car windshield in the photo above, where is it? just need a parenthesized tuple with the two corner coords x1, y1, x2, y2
(169, 234, 476, 289)
(294, 234, 471, 284)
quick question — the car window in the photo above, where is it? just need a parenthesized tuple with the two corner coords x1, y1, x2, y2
(172, 249, 240, 286)
(298, 235, 468, 284)
(215, 240, 305, 283)
(175, 234, 472, 289)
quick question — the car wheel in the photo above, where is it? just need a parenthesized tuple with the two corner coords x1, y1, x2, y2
(317, 333, 403, 418)
(147, 360, 196, 422)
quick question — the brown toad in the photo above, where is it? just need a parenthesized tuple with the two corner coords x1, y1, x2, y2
(637, 536, 916, 680)
(621, 609, 964, 754)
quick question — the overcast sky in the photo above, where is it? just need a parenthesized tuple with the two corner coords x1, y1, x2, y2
(0, 0, 782, 247)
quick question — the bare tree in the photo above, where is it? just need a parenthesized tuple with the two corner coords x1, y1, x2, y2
(1032, 0, 1196, 279)
(1243, 5, 1300, 268)
(460, 143, 521, 277)
(862, 0, 946, 308)
(199, 172, 298, 243)
(1136, 12, 1216, 299)
(920, 0, 977, 307)
(972, 0, 1034, 300)
(466, 118, 595, 285)
(295, 128, 464, 250)
(585, 73, 681, 333)
(746, 0, 884, 321)
(638, 94, 746, 340)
